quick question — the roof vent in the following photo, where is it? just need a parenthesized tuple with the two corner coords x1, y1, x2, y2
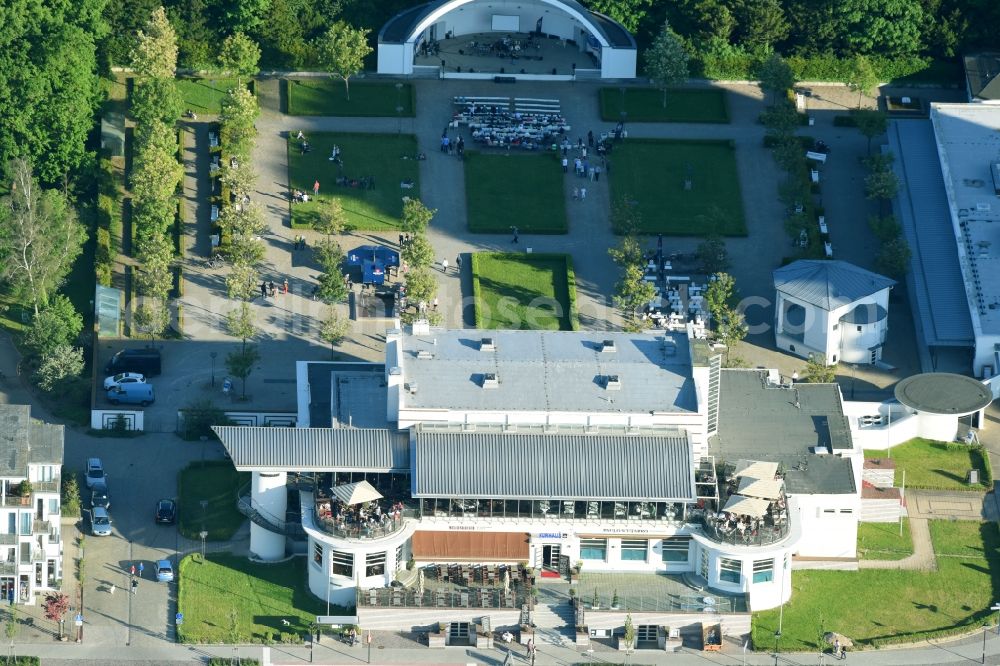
(404, 382, 418, 395)
(416, 350, 434, 360)
(480, 337, 496, 351)
(601, 339, 616, 353)
(605, 374, 622, 391)
(483, 372, 500, 389)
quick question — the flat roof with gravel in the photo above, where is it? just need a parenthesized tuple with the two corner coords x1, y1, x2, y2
(893, 372, 992, 415)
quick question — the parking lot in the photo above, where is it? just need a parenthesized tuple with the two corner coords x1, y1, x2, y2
(94, 339, 329, 432)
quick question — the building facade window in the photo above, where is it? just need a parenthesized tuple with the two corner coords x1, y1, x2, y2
(330, 549, 353, 577)
(699, 548, 709, 579)
(752, 558, 774, 583)
(719, 557, 742, 584)
(47, 500, 57, 516)
(313, 542, 323, 566)
(660, 536, 691, 563)
(366, 551, 386, 577)
(580, 538, 607, 561)
(395, 543, 405, 571)
(19, 513, 30, 536)
(620, 539, 647, 561)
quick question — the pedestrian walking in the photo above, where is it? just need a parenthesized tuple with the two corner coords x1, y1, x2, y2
(588, 167, 595, 181)
(580, 187, 587, 201)
(441, 258, 448, 273)
(131, 579, 138, 595)
(398, 233, 404, 246)
(581, 147, 587, 159)
(268, 281, 276, 297)
(283, 279, 289, 294)
(313, 180, 320, 195)
(572, 187, 579, 200)
(456, 255, 462, 270)
(511, 226, 519, 243)
(587, 130, 594, 147)
(109, 584, 116, 595)
(260, 282, 267, 299)
(594, 165, 601, 181)
(561, 157, 568, 173)
(432, 297, 439, 311)
(130, 564, 136, 577)
(138, 562, 144, 578)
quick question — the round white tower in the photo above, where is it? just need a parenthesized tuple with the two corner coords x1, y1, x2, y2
(249, 471, 287, 560)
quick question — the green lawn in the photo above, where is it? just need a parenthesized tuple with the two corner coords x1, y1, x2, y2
(177, 461, 249, 541)
(287, 133, 420, 231)
(753, 521, 1000, 651)
(857, 519, 913, 561)
(285, 79, 416, 117)
(609, 139, 746, 236)
(471, 252, 578, 331)
(464, 152, 567, 234)
(176, 78, 244, 114)
(864, 438, 992, 491)
(178, 554, 346, 643)
(599, 87, 730, 123)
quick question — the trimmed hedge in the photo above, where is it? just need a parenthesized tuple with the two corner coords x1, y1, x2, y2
(565, 255, 580, 331)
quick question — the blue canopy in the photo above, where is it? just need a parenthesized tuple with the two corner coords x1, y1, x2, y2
(347, 245, 399, 285)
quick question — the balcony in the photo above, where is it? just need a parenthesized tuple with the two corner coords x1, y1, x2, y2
(32, 520, 52, 536)
(1, 496, 30, 508)
(311, 510, 408, 541)
(694, 512, 790, 547)
(32, 481, 60, 494)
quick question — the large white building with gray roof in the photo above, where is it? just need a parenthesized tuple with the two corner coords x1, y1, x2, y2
(773, 260, 895, 366)
(214, 323, 866, 629)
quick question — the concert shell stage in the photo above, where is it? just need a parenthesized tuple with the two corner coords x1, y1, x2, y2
(378, 0, 636, 79)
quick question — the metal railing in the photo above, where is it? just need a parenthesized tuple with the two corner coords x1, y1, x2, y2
(695, 514, 790, 547)
(357, 586, 525, 609)
(33, 481, 60, 493)
(1, 496, 30, 508)
(312, 512, 407, 541)
(582, 591, 748, 614)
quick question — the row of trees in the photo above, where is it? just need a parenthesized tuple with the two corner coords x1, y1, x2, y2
(399, 199, 441, 325)
(129, 7, 184, 341)
(609, 200, 656, 332)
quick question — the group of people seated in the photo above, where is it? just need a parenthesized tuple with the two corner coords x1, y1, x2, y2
(316, 498, 405, 534)
(290, 189, 311, 203)
(453, 104, 570, 151)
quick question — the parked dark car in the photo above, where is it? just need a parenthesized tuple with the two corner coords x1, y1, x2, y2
(90, 482, 110, 510)
(155, 499, 177, 524)
(105, 348, 161, 377)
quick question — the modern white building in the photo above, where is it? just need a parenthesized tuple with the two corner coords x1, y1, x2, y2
(0, 405, 64, 604)
(377, 0, 637, 78)
(773, 260, 895, 365)
(215, 324, 863, 625)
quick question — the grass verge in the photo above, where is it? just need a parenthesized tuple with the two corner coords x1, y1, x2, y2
(471, 252, 578, 330)
(285, 79, 416, 117)
(864, 438, 992, 491)
(176, 78, 245, 115)
(178, 553, 349, 644)
(287, 133, 420, 231)
(609, 139, 745, 236)
(464, 152, 567, 234)
(599, 87, 730, 123)
(177, 461, 248, 541)
(753, 521, 1000, 651)
(857, 519, 913, 561)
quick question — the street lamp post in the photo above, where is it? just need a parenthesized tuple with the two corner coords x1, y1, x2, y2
(773, 630, 781, 666)
(199, 530, 208, 560)
(210, 351, 217, 387)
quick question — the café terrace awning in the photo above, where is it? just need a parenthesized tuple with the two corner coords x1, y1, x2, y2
(722, 494, 770, 518)
(737, 477, 783, 500)
(411, 531, 529, 561)
(331, 480, 383, 506)
(734, 460, 779, 481)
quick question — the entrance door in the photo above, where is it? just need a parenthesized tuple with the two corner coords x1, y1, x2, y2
(542, 544, 561, 569)
(637, 625, 658, 643)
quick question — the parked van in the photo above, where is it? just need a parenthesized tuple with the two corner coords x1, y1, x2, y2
(105, 348, 161, 377)
(107, 383, 154, 406)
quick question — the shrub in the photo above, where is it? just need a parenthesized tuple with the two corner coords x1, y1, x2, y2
(179, 399, 232, 440)
(60, 469, 81, 517)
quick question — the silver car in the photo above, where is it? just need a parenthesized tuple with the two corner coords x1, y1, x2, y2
(91, 507, 112, 537)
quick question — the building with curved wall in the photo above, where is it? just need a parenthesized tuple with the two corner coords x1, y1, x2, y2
(378, 0, 636, 78)
(214, 324, 863, 630)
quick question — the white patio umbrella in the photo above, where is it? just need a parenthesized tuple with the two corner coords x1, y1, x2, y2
(722, 494, 770, 518)
(331, 480, 383, 506)
(734, 460, 779, 480)
(737, 476, 783, 500)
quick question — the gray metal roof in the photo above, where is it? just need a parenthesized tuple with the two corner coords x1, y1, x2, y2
(212, 426, 409, 472)
(773, 260, 894, 311)
(412, 428, 694, 500)
(397, 329, 701, 414)
(894, 372, 992, 415)
(710, 371, 855, 494)
(888, 119, 974, 347)
(0, 405, 62, 477)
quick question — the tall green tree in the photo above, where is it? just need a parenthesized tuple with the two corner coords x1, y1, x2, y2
(402, 234, 434, 270)
(0, 160, 86, 314)
(315, 197, 347, 239)
(401, 198, 436, 236)
(0, 0, 106, 183)
(317, 21, 373, 101)
(757, 53, 795, 107)
(219, 87, 260, 160)
(585, 0, 652, 33)
(854, 109, 889, 155)
(645, 21, 689, 109)
(319, 307, 350, 357)
(22, 295, 83, 360)
(846, 55, 879, 109)
(226, 345, 261, 399)
(133, 301, 170, 342)
(131, 6, 178, 79)
(224, 0, 272, 35)
(803, 354, 836, 383)
(738, 0, 790, 49)
(218, 32, 261, 85)
(226, 302, 257, 350)
(613, 263, 656, 332)
(35, 345, 85, 392)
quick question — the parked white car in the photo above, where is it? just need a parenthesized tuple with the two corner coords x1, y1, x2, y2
(103, 372, 146, 390)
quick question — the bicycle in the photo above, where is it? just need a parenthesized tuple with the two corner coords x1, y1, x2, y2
(205, 254, 226, 269)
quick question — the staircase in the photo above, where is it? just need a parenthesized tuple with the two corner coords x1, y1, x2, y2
(531, 600, 576, 646)
(237, 494, 305, 538)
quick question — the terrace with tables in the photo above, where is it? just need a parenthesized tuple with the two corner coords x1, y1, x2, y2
(691, 460, 791, 548)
